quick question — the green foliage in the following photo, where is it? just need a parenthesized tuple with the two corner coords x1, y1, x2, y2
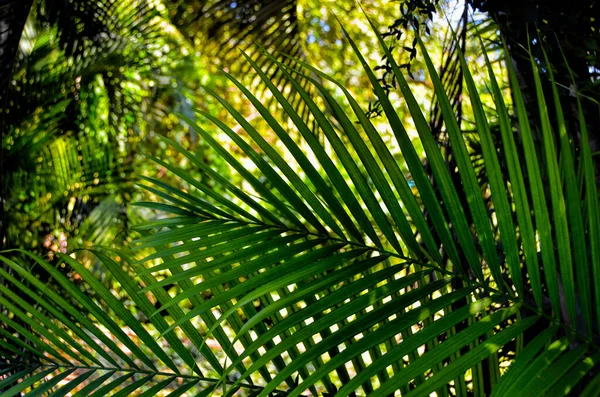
(2, 12, 600, 397)
(1, 0, 199, 255)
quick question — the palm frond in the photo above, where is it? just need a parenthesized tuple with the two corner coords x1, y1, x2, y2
(0, 250, 244, 395)
(3, 12, 600, 396)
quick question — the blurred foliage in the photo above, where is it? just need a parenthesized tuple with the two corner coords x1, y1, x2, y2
(0, 0, 511, 282)
(1, 0, 204, 262)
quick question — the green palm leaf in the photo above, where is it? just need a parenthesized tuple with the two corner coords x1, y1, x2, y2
(3, 13, 600, 396)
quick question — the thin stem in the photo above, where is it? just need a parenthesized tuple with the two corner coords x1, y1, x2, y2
(0, 362, 273, 392)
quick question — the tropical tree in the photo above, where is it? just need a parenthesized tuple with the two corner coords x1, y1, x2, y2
(2, 13, 600, 397)
(0, 0, 196, 256)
